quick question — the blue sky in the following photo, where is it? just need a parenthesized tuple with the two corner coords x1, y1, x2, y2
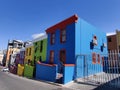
(0, 0, 120, 49)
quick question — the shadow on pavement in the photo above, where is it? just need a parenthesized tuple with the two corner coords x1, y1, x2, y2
(94, 77, 120, 90)
(94, 84, 120, 90)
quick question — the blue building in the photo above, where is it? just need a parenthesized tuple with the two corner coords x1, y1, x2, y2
(36, 14, 108, 84)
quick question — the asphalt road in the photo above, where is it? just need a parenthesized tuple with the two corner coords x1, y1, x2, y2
(1, 66, 119, 90)
(0, 71, 73, 90)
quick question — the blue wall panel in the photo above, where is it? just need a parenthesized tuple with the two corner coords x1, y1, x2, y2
(75, 18, 108, 78)
(46, 23, 76, 64)
(36, 63, 58, 82)
(63, 66, 75, 84)
(78, 18, 107, 54)
(76, 56, 84, 78)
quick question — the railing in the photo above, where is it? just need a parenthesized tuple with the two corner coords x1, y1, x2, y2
(75, 51, 120, 88)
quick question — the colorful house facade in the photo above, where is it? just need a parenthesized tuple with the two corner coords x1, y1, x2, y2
(24, 43, 34, 64)
(14, 52, 20, 66)
(6, 40, 24, 67)
(24, 35, 47, 78)
(24, 43, 34, 78)
(16, 48, 25, 76)
(19, 48, 25, 64)
(10, 51, 20, 74)
(36, 14, 107, 84)
(33, 34, 47, 63)
(33, 34, 48, 78)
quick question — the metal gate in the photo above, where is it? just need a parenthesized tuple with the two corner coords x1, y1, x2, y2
(75, 52, 120, 88)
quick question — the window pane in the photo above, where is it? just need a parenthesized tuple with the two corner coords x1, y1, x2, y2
(40, 40, 43, 52)
(51, 52, 54, 57)
(29, 48, 31, 55)
(97, 54, 100, 64)
(61, 29, 66, 43)
(26, 49, 28, 56)
(50, 51, 54, 64)
(62, 36, 66, 42)
(92, 52, 96, 64)
(52, 34, 55, 38)
(52, 39, 55, 43)
(108, 37, 112, 42)
(60, 50, 66, 64)
(62, 30, 66, 35)
(35, 47, 37, 53)
(51, 33, 55, 44)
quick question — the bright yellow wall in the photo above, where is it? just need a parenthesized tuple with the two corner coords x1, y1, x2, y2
(24, 46, 34, 64)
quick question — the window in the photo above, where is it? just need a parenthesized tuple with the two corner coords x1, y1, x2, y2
(108, 37, 112, 42)
(34, 56, 36, 61)
(49, 51, 54, 64)
(93, 35, 97, 45)
(51, 33, 55, 45)
(40, 40, 43, 52)
(29, 48, 31, 56)
(97, 54, 100, 64)
(14, 43, 17, 48)
(92, 52, 96, 64)
(21, 51, 24, 59)
(28, 59, 31, 65)
(60, 29, 66, 43)
(101, 57, 104, 66)
(108, 49, 111, 52)
(12, 51, 13, 54)
(35, 42, 37, 45)
(39, 56, 42, 62)
(35, 47, 37, 53)
(26, 48, 28, 56)
(60, 50, 66, 64)
(34, 56, 36, 65)
(35, 42, 38, 53)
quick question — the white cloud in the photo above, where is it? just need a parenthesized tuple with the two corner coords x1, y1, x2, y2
(32, 33, 46, 39)
(106, 32, 116, 36)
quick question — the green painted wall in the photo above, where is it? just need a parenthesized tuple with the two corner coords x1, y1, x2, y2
(33, 38, 47, 62)
(24, 64, 34, 78)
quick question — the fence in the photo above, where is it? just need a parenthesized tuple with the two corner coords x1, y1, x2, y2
(75, 51, 120, 88)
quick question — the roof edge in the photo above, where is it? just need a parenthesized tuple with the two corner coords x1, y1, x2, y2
(32, 34, 47, 43)
(46, 14, 78, 33)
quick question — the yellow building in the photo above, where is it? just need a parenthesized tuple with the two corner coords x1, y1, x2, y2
(24, 43, 34, 64)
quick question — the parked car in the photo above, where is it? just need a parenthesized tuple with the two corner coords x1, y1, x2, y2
(1, 67, 9, 72)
